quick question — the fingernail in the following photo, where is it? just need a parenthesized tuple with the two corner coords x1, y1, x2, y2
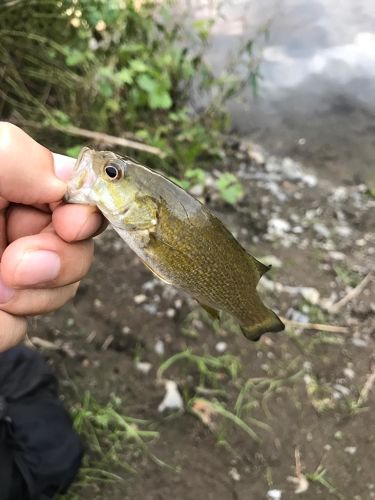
(53, 153, 76, 182)
(14, 250, 61, 286)
(0, 275, 15, 304)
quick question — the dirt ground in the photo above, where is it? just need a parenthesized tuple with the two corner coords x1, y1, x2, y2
(30, 138, 374, 500)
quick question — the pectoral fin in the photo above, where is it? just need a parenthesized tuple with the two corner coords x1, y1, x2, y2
(240, 309, 285, 341)
(123, 195, 158, 230)
(140, 258, 173, 285)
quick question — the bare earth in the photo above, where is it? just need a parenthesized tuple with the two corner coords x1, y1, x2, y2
(30, 139, 374, 500)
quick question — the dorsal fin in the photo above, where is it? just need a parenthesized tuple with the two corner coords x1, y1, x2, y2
(253, 257, 272, 277)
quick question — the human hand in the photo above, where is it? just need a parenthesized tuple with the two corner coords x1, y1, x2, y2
(0, 123, 104, 351)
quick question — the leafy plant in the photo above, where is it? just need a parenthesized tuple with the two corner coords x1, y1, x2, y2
(0, 0, 262, 176)
(216, 173, 244, 205)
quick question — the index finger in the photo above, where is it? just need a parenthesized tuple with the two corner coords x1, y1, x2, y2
(0, 122, 66, 205)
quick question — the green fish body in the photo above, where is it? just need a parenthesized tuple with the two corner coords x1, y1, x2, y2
(65, 148, 284, 341)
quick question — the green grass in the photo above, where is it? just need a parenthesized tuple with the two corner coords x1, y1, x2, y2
(58, 390, 167, 497)
(306, 465, 343, 499)
(157, 348, 241, 387)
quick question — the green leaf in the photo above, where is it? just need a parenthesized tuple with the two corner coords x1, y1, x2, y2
(149, 90, 172, 109)
(66, 49, 87, 66)
(66, 145, 83, 157)
(137, 74, 156, 93)
(116, 68, 133, 84)
(98, 81, 113, 98)
(130, 59, 148, 73)
(216, 173, 244, 205)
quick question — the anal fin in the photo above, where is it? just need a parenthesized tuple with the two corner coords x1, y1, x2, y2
(253, 257, 272, 278)
(198, 302, 221, 320)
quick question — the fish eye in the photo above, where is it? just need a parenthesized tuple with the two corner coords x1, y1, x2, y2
(104, 162, 124, 181)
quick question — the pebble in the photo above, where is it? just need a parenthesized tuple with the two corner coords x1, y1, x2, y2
(314, 223, 331, 239)
(343, 367, 355, 379)
(228, 467, 241, 481)
(267, 489, 282, 500)
(166, 308, 176, 318)
(135, 361, 152, 374)
(329, 251, 346, 261)
(143, 303, 158, 315)
(345, 446, 357, 455)
(134, 294, 147, 304)
(352, 337, 369, 348)
(215, 341, 228, 353)
(335, 225, 352, 238)
(268, 218, 291, 237)
(154, 339, 165, 356)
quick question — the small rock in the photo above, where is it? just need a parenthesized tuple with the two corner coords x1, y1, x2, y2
(158, 380, 184, 412)
(166, 308, 176, 318)
(143, 303, 158, 315)
(142, 279, 158, 291)
(352, 337, 369, 348)
(134, 294, 147, 304)
(135, 361, 152, 374)
(288, 309, 310, 323)
(282, 157, 303, 180)
(122, 326, 130, 334)
(215, 341, 227, 353)
(249, 149, 265, 165)
(314, 223, 330, 239)
(174, 299, 183, 309)
(300, 287, 320, 305)
(329, 251, 346, 261)
(333, 384, 351, 397)
(335, 225, 351, 238)
(190, 184, 204, 197)
(268, 218, 291, 237)
(267, 489, 282, 500)
(228, 467, 241, 481)
(345, 446, 357, 455)
(94, 298, 102, 309)
(154, 339, 165, 356)
(343, 367, 355, 379)
(302, 174, 318, 187)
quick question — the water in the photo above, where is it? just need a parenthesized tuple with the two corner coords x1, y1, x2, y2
(189, 0, 375, 183)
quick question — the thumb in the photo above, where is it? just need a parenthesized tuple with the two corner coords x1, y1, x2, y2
(0, 122, 66, 204)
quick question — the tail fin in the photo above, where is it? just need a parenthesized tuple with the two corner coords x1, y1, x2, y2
(240, 310, 285, 342)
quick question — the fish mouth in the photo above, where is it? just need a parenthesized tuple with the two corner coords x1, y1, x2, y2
(65, 147, 97, 205)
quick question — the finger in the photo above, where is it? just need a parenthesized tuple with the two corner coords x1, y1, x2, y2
(0, 311, 27, 352)
(1, 230, 93, 289)
(52, 152, 75, 182)
(0, 122, 66, 204)
(52, 203, 105, 242)
(7, 205, 51, 241)
(0, 282, 80, 316)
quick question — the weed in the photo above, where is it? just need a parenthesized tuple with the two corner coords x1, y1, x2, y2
(71, 392, 163, 474)
(1, 0, 263, 175)
(189, 397, 266, 442)
(235, 366, 304, 419)
(215, 172, 244, 205)
(306, 465, 343, 499)
(157, 348, 241, 387)
(333, 264, 362, 288)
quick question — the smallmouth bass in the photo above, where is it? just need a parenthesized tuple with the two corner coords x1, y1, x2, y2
(65, 148, 284, 341)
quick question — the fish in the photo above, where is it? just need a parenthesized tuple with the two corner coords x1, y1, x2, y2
(65, 147, 285, 341)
